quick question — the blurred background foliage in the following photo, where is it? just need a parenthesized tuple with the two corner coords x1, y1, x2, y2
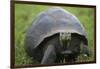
(15, 4, 95, 66)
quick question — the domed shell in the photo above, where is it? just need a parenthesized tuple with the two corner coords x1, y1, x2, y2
(25, 7, 88, 58)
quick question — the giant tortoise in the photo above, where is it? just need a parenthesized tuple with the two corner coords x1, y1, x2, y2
(24, 7, 89, 64)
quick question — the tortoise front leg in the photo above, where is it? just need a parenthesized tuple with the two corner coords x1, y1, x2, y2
(41, 45, 56, 64)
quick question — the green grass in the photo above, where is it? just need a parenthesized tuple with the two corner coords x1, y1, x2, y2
(15, 4, 95, 66)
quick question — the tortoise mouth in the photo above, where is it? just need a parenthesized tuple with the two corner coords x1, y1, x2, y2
(61, 50, 72, 55)
(60, 50, 77, 63)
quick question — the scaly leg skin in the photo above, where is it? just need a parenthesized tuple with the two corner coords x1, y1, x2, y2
(41, 45, 56, 64)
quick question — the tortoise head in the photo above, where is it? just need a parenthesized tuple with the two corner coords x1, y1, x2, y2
(59, 32, 90, 61)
